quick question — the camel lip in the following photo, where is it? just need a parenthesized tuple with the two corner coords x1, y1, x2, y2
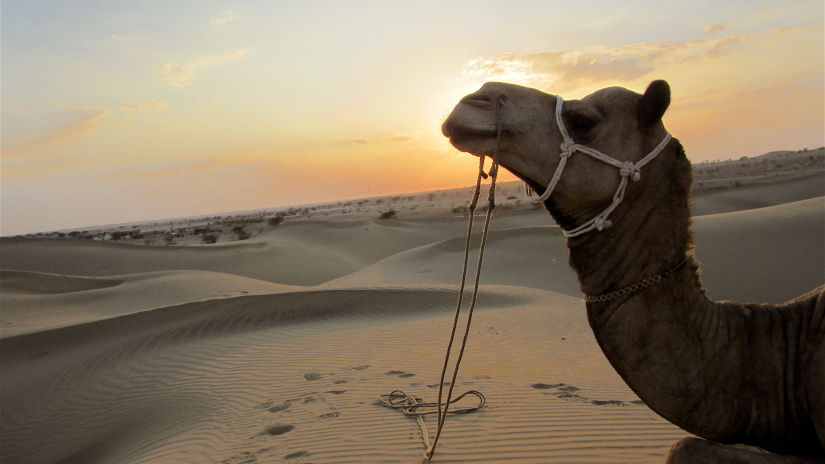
(442, 121, 498, 140)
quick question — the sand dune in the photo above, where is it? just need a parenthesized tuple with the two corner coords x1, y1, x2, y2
(0, 173, 822, 463)
(0, 219, 467, 286)
(693, 197, 824, 302)
(328, 197, 823, 303)
(691, 172, 824, 216)
(0, 270, 299, 337)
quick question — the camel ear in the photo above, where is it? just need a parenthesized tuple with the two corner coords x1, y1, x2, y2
(638, 80, 670, 127)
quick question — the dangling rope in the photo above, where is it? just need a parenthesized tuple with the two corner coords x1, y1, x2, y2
(379, 97, 504, 461)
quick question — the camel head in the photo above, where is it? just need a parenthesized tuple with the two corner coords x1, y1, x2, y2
(442, 81, 672, 231)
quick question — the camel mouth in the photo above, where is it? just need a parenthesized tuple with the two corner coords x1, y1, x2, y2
(441, 120, 501, 156)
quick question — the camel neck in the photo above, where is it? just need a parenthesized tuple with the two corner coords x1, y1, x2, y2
(554, 140, 748, 440)
(563, 142, 695, 298)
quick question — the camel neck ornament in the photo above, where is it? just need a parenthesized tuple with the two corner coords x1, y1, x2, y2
(536, 96, 672, 237)
(442, 80, 824, 464)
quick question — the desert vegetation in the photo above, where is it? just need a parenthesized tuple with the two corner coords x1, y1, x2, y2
(13, 147, 822, 246)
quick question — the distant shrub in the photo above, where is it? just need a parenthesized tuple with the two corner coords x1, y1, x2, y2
(232, 226, 251, 240)
(202, 234, 218, 244)
(379, 210, 397, 220)
(268, 216, 284, 226)
(451, 205, 469, 215)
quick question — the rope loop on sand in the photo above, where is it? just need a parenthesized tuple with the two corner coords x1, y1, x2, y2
(380, 97, 504, 461)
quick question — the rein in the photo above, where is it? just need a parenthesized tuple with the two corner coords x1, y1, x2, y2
(535, 96, 673, 238)
(380, 98, 504, 461)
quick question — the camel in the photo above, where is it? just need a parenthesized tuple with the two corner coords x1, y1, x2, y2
(442, 80, 825, 463)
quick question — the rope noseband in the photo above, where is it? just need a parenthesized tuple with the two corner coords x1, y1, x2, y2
(535, 96, 672, 238)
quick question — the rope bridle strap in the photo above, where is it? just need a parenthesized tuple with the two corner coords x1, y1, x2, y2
(535, 96, 673, 238)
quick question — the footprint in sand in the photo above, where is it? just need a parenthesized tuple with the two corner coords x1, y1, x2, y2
(268, 402, 291, 413)
(222, 451, 257, 464)
(531, 383, 564, 390)
(426, 382, 451, 388)
(385, 370, 415, 378)
(256, 424, 295, 437)
(591, 399, 626, 406)
(304, 372, 322, 381)
(318, 411, 340, 419)
(532, 382, 635, 406)
(325, 390, 348, 395)
(352, 365, 370, 370)
(284, 451, 310, 460)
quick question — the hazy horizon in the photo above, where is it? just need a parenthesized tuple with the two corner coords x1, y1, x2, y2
(2, 0, 823, 236)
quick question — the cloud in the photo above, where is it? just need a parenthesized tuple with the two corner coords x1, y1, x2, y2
(388, 133, 416, 142)
(703, 19, 736, 33)
(210, 10, 235, 26)
(772, 25, 808, 35)
(704, 34, 747, 58)
(461, 35, 751, 93)
(3, 108, 108, 155)
(154, 49, 246, 87)
(702, 15, 740, 33)
(350, 138, 368, 144)
(120, 100, 167, 110)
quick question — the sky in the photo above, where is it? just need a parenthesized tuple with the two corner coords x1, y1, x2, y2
(1, 0, 823, 235)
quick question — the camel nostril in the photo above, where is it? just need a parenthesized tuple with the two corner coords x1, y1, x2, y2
(461, 94, 493, 109)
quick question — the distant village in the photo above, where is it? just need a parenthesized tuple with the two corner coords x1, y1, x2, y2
(13, 147, 824, 245)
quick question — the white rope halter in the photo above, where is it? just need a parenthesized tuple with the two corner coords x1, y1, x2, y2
(535, 96, 672, 238)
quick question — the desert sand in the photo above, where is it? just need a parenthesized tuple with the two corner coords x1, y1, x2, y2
(1, 170, 823, 463)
